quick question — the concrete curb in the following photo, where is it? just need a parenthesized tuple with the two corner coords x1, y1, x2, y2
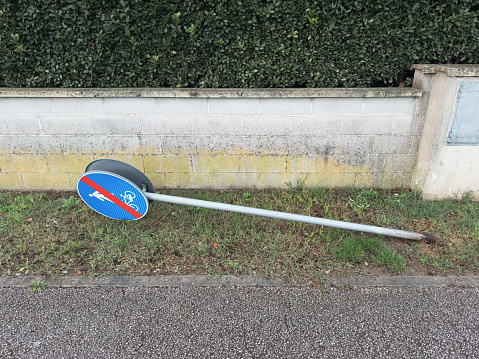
(0, 275, 297, 288)
(332, 276, 479, 288)
(1, 275, 479, 288)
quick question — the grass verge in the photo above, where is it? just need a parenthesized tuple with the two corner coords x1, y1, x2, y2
(1, 187, 478, 283)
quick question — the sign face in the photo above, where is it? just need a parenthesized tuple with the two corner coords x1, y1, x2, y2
(77, 171, 149, 220)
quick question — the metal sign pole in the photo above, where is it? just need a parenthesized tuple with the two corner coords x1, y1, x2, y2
(143, 192, 435, 242)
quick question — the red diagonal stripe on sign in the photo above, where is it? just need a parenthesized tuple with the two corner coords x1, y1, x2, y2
(80, 176, 142, 219)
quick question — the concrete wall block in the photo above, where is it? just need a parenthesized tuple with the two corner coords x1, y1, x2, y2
(364, 97, 416, 114)
(104, 98, 156, 114)
(211, 172, 260, 188)
(144, 172, 166, 188)
(220, 136, 258, 155)
(352, 172, 390, 188)
(312, 98, 363, 114)
(0, 115, 41, 135)
(142, 115, 193, 135)
(221, 117, 243, 136)
(52, 98, 104, 114)
(40, 115, 92, 135)
(333, 153, 371, 170)
(165, 172, 213, 188)
(381, 172, 406, 189)
(0, 154, 48, 173)
(287, 155, 327, 173)
(140, 135, 163, 153)
(309, 135, 372, 157)
(296, 173, 327, 187)
(157, 98, 208, 114)
(408, 135, 421, 154)
(144, 155, 191, 173)
(291, 117, 341, 136)
(242, 116, 291, 136)
(0, 136, 13, 153)
(364, 154, 386, 172)
(322, 172, 359, 187)
(391, 116, 414, 135)
(260, 98, 310, 115)
(307, 172, 352, 187)
(384, 154, 416, 174)
(209, 98, 259, 115)
(195, 154, 242, 173)
(309, 136, 342, 156)
(341, 116, 392, 135)
(240, 155, 287, 173)
(256, 172, 293, 188)
(93, 154, 145, 172)
(4, 135, 111, 155)
(335, 136, 373, 156)
(3, 136, 60, 154)
(90, 115, 142, 135)
(62, 135, 113, 154)
(161, 135, 215, 155)
(304, 173, 330, 187)
(217, 135, 293, 156)
(192, 117, 227, 135)
(286, 136, 310, 156)
(348, 172, 381, 188)
(22, 172, 71, 189)
(45, 154, 95, 173)
(67, 172, 86, 188)
(256, 136, 290, 155)
(370, 135, 409, 154)
(109, 136, 143, 154)
(1, 98, 54, 114)
(0, 173, 24, 189)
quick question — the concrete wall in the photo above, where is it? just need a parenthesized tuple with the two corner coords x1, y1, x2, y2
(411, 64, 479, 199)
(0, 88, 422, 190)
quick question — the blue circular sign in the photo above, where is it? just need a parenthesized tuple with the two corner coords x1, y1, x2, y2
(77, 171, 149, 220)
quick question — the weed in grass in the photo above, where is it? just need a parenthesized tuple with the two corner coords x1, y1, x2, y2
(1, 192, 45, 214)
(348, 189, 379, 215)
(229, 260, 240, 269)
(286, 178, 307, 190)
(61, 196, 80, 212)
(243, 191, 252, 200)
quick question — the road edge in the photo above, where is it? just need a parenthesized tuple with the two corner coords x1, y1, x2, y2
(1, 275, 479, 288)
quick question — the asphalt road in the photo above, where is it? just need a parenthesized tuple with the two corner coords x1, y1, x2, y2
(1, 285, 478, 358)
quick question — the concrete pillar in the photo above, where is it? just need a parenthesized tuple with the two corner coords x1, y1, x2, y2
(411, 64, 479, 199)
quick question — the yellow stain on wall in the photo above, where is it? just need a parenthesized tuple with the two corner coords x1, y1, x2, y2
(0, 173, 24, 189)
(45, 153, 95, 173)
(195, 155, 241, 173)
(93, 154, 145, 172)
(0, 154, 48, 173)
(144, 155, 190, 173)
(22, 173, 71, 189)
(0, 150, 405, 190)
(165, 172, 213, 188)
(212, 173, 260, 188)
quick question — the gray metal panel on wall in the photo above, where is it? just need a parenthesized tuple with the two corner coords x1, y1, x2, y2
(447, 81, 479, 145)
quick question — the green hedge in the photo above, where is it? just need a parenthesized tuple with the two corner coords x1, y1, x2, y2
(1, 0, 478, 88)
